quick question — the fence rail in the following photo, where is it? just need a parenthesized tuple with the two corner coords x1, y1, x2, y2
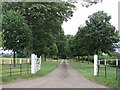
(97, 59, 120, 80)
(0, 58, 31, 77)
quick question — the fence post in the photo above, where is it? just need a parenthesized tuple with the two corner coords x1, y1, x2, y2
(2, 59, 4, 65)
(104, 59, 107, 78)
(20, 59, 22, 75)
(116, 59, 118, 80)
(94, 54, 98, 76)
(9, 59, 11, 65)
(98, 60, 100, 76)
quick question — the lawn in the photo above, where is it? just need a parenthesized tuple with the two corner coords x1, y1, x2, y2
(1, 61, 59, 84)
(69, 59, 119, 88)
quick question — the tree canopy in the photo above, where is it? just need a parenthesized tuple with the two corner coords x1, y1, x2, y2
(2, 2, 75, 59)
(73, 11, 119, 59)
(2, 10, 32, 66)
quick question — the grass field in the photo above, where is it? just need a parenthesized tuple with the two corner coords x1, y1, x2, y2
(69, 59, 119, 88)
(1, 60, 59, 84)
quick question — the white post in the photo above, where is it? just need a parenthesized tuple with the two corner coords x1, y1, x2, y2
(94, 54, 98, 76)
(27, 59, 29, 63)
(9, 59, 11, 64)
(116, 59, 118, 66)
(20, 59, 22, 64)
(31, 54, 36, 74)
(104, 59, 106, 65)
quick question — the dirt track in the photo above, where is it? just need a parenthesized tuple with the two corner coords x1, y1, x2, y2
(2, 60, 107, 88)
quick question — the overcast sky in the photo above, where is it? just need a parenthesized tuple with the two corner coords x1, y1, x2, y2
(62, 0, 119, 35)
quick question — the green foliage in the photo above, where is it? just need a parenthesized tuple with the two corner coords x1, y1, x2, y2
(2, 10, 32, 52)
(49, 43, 58, 57)
(73, 11, 119, 59)
(74, 26, 94, 56)
(85, 11, 119, 55)
(2, 2, 75, 57)
(56, 30, 67, 59)
(17, 48, 29, 58)
(65, 34, 74, 58)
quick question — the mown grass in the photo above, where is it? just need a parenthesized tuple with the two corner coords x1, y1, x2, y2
(69, 59, 119, 88)
(2, 61, 59, 84)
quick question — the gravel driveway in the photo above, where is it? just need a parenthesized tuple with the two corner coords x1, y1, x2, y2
(2, 60, 107, 88)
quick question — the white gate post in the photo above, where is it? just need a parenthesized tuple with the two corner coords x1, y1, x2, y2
(31, 54, 36, 74)
(94, 54, 98, 76)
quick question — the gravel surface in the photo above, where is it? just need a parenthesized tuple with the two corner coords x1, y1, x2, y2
(2, 60, 107, 88)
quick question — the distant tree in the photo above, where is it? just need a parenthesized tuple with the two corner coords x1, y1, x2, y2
(2, 10, 32, 66)
(74, 26, 95, 62)
(85, 11, 119, 57)
(49, 43, 58, 58)
(56, 30, 67, 59)
(65, 34, 74, 58)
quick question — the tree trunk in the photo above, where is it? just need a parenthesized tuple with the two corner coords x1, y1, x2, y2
(82, 56, 84, 63)
(44, 54, 46, 61)
(29, 47, 33, 57)
(13, 50, 16, 67)
(78, 56, 79, 61)
(76, 56, 78, 62)
(88, 55, 90, 64)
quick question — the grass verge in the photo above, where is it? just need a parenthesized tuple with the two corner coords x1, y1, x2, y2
(69, 59, 118, 88)
(2, 61, 59, 84)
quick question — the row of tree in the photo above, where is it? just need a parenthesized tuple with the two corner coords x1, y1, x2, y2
(1, 2, 119, 65)
(2, 2, 75, 66)
(67, 11, 120, 61)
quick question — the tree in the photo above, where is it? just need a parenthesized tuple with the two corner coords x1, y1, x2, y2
(74, 26, 94, 62)
(65, 34, 74, 58)
(49, 43, 58, 58)
(2, 2, 75, 58)
(85, 11, 119, 56)
(2, 10, 32, 66)
(56, 29, 67, 59)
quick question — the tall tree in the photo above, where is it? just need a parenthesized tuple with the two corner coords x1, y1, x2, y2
(2, 10, 32, 66)
(85, 11, 119, 56)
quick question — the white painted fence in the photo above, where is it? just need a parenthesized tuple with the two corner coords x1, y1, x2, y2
(94, 55, 119, 76)
(31, 54, 41, 74)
